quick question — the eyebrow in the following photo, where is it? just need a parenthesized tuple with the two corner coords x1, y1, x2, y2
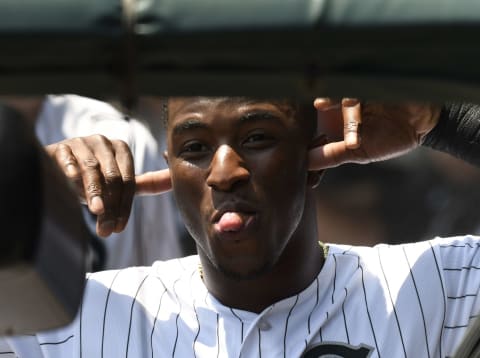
(172, 119, 209, 136)
(239, 110, 284, 125)
(239, 110, 282, 124)
(172, 109, 285, 136)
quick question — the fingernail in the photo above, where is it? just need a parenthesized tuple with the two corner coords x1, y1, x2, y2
(90, 196, 104, 214)
(314, 98, 331, 108)
(114, 217, 127, 232)
(99, 220, 116, 236)
(342, 98, 360, 107)
(66, 164, 77, 176)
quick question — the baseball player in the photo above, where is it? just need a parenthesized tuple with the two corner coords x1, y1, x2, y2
(1, 98, 479, 357)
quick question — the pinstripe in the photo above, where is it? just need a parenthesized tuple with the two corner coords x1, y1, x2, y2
(429, 242, 446, 358)
(319, 313, 325, 341)
(342, 246, 353, 255)
(191, 271, 202, 358)
(307, 278, 320, 335)
(403, 246, 431, 358)
(80, 274, 92, 358)
(444, 317, 474, 329)
(440, 243, 480, 249)
(101, 270, 123, 358)
(171, 278, 182, 357)
(79, 286, 84, 358)
(192, 301, 200, 358)
(444, 265, 480, 271)
(357, 254, 380, 356)
(283, 294, 300, 358)
(341, 288, 350, 344)
(125, 274, 150, 357)
(332, 254, 337, 304)
(216, 313, 220, 358)
(304, 277, 320, 347)
(444, 314, 479, 329)
(447, 293, 477, 299)
(337, 252, 380, 353)
(193, 290, 210, 357)
(150, 281, 167, 358)
(258, 328, 262, 358)
(230, 308, 245, 342)
(39, 335, 74, 346)
(378, 248, 407, 358)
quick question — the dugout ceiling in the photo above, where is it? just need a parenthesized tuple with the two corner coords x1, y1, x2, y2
(1, 0, 480, 105)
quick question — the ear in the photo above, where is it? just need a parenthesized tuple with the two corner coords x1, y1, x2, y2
(307, 170, 325, 189)
(163, 150, 169, 165)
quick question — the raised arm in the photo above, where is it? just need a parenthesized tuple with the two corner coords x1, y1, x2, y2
(309, 99, 480, 170)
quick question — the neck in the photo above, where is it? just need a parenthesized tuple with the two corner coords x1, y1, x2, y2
(200, 198, 323, 313)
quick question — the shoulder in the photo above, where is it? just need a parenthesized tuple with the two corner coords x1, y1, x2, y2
(84, 255, 201, 300)
(37, 95, 155, 147)
(45, 94, 120, 115)
(323, 237, 480, 289)
(327, 235, 480, 265)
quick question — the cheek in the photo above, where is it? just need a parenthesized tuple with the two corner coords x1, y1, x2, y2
(170, 162, 206, 236)
(252, 150, 308, 226)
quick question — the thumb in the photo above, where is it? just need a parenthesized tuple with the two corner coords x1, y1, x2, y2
(135, 169, 172, 195)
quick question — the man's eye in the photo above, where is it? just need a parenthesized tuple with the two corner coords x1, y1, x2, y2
(243, 132, 274, 148)
(245, 133, 266, 143)
(180, 142, 209, 155)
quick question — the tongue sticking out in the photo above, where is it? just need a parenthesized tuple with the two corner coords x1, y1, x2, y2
(216, 212, 245, 232)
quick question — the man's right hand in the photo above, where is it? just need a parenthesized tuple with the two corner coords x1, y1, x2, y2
(46, 135, 172, 237)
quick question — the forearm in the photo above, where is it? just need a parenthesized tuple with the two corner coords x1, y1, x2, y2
(422, 102, 480, 167)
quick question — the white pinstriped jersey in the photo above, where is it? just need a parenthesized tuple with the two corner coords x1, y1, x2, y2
(1, 235, 480, 357)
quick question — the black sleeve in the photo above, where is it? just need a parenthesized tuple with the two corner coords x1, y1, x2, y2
(422, 102, 480, 167)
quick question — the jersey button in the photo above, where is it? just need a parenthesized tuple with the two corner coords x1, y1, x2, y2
(257, 319, 271, 331)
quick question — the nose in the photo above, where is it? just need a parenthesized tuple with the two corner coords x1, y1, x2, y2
(206, 145, 249, 192)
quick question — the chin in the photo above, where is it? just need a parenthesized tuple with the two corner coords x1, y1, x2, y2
(217, 259, 273, 281)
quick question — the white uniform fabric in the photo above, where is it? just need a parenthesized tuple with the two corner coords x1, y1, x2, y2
(34, 95, 183, 268)
(1, 235, 479, 357)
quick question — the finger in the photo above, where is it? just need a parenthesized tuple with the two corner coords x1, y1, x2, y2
(308, 141, 356, 170)
(112, 140, 135, 233)
(135, 169, 172, 195)
(342, 98, 362, 149)
(68, 138, 106, 216)
(51, 143, 84, 200)
(53, 139, 105, 213)
(313, 98, 333, 110)
(96, 213, 116, 238)
(88, 136, 125, 235)
(314, 98, 343, 143)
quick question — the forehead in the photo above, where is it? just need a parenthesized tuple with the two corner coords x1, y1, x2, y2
(167, 97, 296, 123)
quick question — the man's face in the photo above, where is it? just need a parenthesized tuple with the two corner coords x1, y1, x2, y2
(166, 97, 313, 279)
